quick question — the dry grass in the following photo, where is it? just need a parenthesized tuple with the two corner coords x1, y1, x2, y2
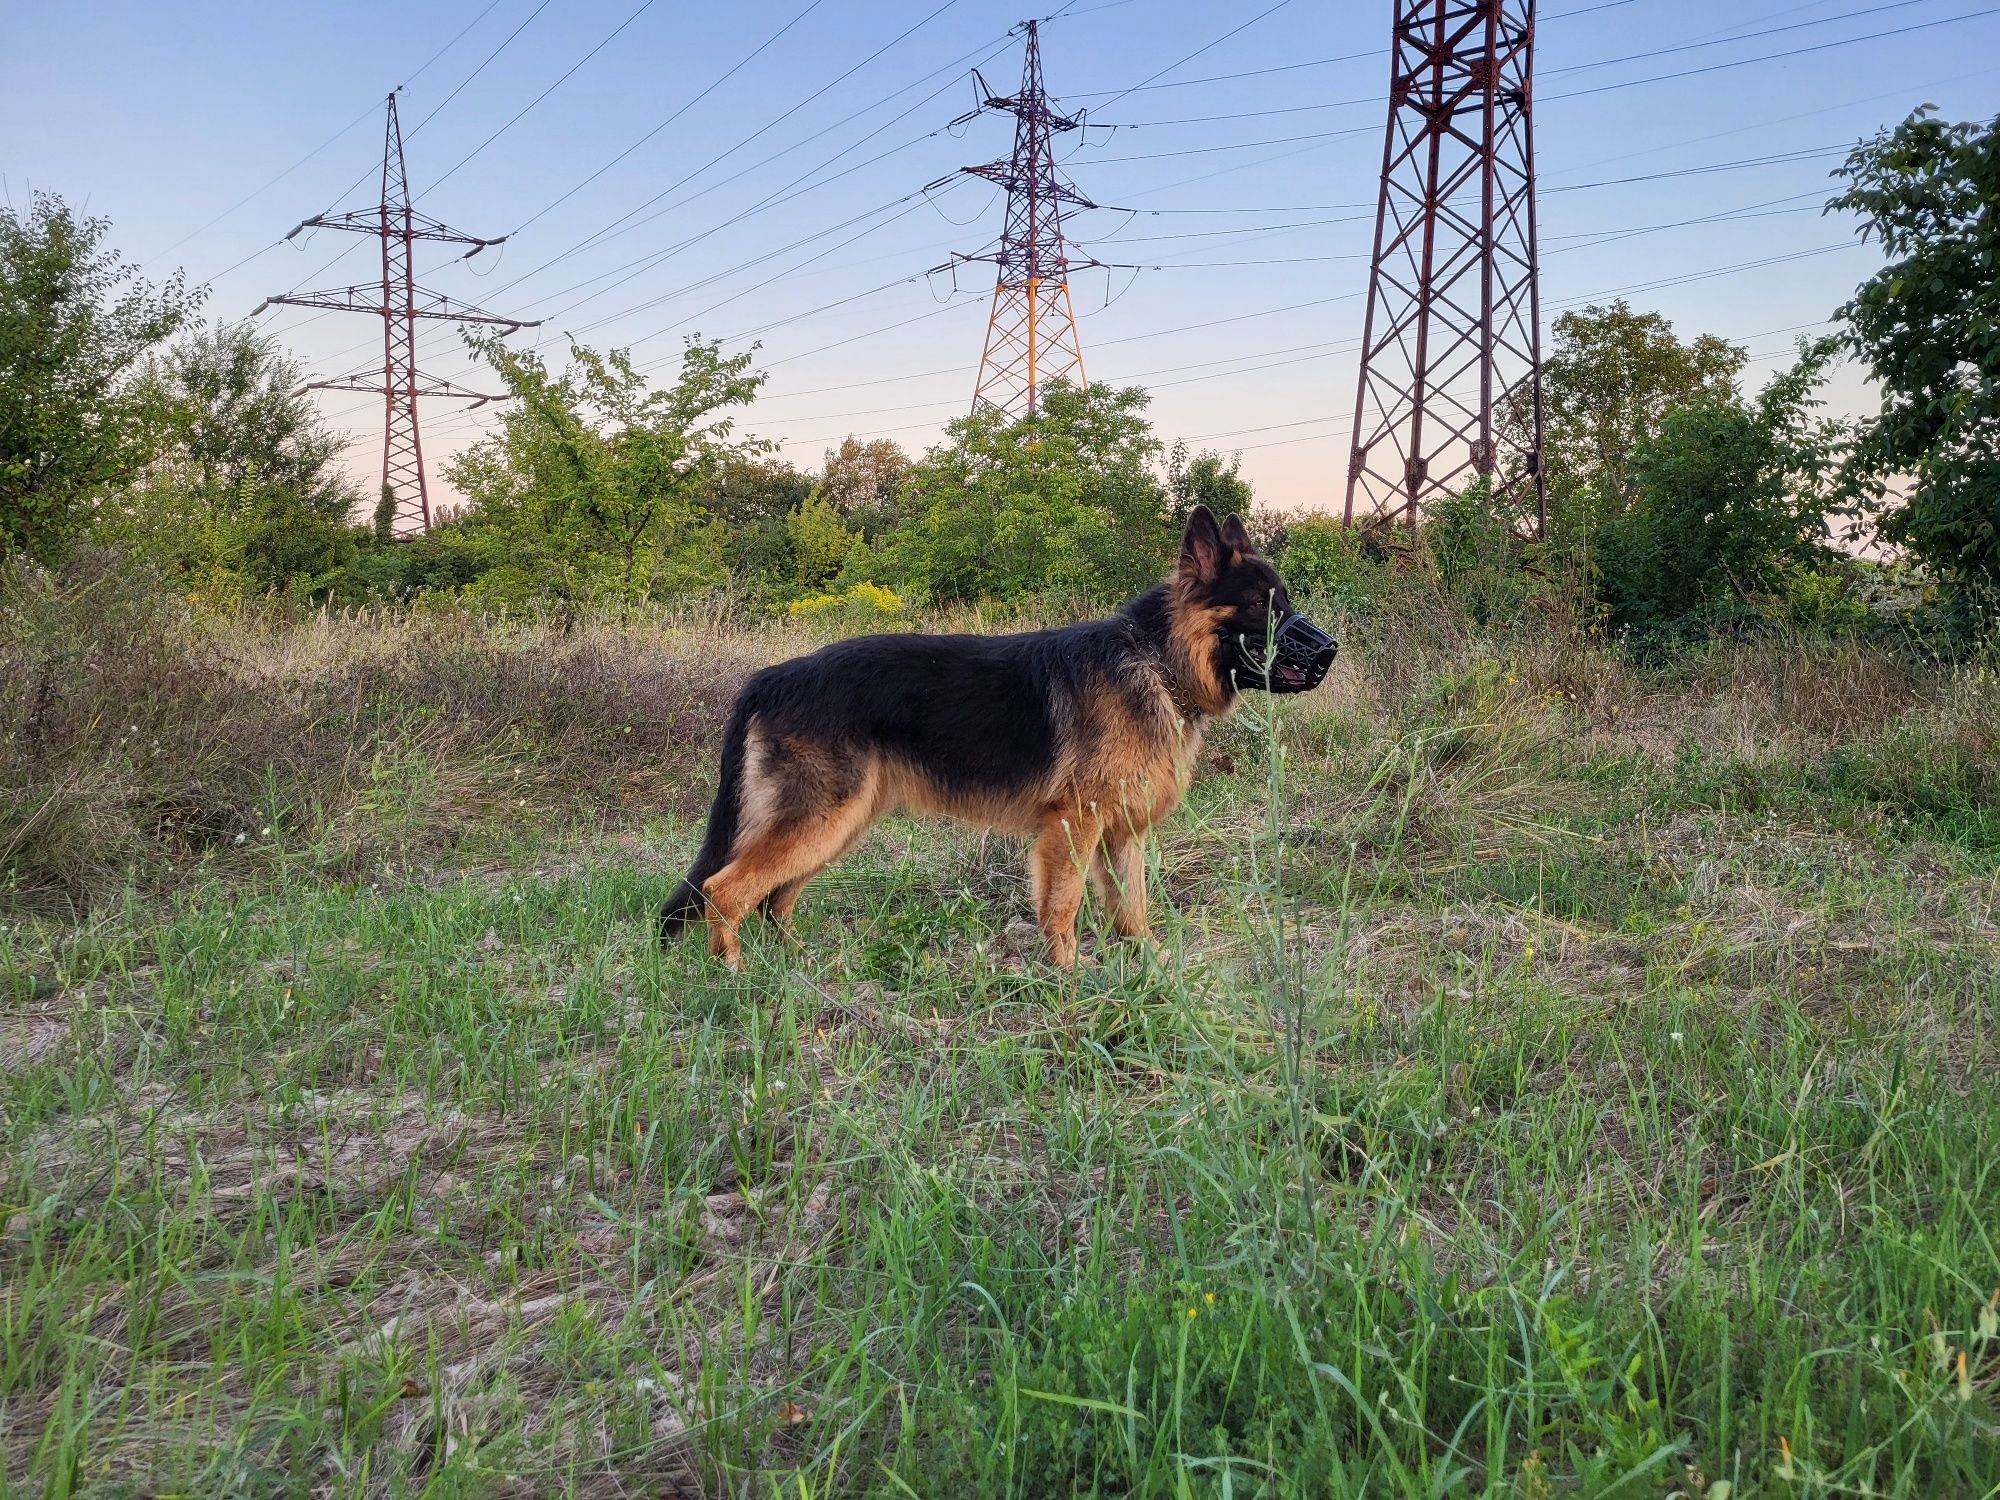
(1, 557, 768, 905)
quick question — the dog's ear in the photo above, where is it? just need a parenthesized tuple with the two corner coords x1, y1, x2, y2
(1179, 505, 1225, 584)
(1220, 514, 1252, 555)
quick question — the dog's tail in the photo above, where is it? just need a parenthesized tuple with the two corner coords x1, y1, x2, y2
(658, 687, 756, 943)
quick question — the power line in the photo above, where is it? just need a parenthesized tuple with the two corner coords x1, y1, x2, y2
(403, 35, 1033, 388)
(1084, 123, 1376, 165)
(1547, 0, 1955, 78)
(302, 28, 1021, 383)
(425, 216, 1865, 441)
(155, 105, 381, 268)
(1057, 0, 1648, 101)
(1070, 0, 1976, 114)
(476, 28, 1020, 301)
(763, 316, 1828, 457)
(397, 0, 516, 92)
(355, 134, 1864, 428)
(406, 1, 1928, 378)
(1545, 142, 1849, 192)
(743, 244, 1862, 449)
(382, 48, 1952, 446)
(568, 191, 945, 338)
(530, 116, 992, 321)
(169, 0, 515, 280)
(1206, 326, 1831, 456)
(406, 0, 558, 138)
(1087, 0, 1295, 115)
(302, 0, 561, 225)
(1102, 0, 1949, 127)
(620, 202, 962, 357)
(438, 0, 1288, 358)
(430, 0, 661, 189)
(506, 0, 837, 237)
(315, 7, 1920, 453)
(1079, 3, 1987, 147)
(1547, 3, 2000, 102)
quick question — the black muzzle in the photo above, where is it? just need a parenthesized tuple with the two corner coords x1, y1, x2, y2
(1233, 612, 1337, 695)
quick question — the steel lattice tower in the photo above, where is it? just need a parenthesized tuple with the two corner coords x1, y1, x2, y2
(951, 20, 1099, 417)
(257, 93, 537, 535)
(1345, 0, 1546, 538)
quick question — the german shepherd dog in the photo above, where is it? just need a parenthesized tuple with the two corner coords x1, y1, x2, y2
(659, 506, 1336, 969)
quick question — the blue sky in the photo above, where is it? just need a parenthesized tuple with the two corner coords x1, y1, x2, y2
(6, 0, 1997, 513)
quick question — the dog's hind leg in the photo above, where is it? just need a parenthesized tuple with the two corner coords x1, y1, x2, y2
(1029, 810, 1104, 969)
(704, 785, 878, 970)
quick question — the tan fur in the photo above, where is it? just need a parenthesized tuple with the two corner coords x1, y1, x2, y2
(1090, 832, 1150, 942)
(703, 740, 884, 968)
(1166, 579, 1235, 717)
(1029, 808, 1103, 968)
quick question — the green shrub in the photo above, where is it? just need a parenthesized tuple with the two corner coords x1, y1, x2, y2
(1278, 517, 1382, 611)
(1424, 479, 1528, 626)
(1597, 342, 1846, 640)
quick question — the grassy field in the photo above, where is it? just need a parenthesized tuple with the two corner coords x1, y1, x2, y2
(3, 570, 1998, 1496)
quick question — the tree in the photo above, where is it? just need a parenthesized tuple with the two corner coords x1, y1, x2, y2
(1164, 440, 1253, 528)
(1596, 341, 1846, 636)
(699, 453, 813, 590)
(785, 490, 856, 594)
(1, 193, 201, 566)
(1534, 301, 1746, 526)
(816, 436, 910, 541)
(1832, 108, 2000, 615)
(447, 334, 764, 605)
(104, 325, 360, 591)
(873, 381, 1171, 605)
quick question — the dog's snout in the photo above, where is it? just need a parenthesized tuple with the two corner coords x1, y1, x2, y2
(1234, 611, 1337, 694)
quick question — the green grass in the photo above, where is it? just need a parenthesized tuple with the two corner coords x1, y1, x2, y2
(3, 619, 1998, 1496)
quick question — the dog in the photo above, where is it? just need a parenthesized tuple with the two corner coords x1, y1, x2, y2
(658, 506, 1336, 969)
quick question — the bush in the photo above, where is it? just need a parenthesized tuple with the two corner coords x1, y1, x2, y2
(1276, 517, 1383, 611)
(1597, 342, 1846, 640)
(1424, 479, 1529, 626)
(785, 581, 906, 625)
(1772, 565, 1873, 634)
(880, 382, 1172, 605)
(785, 491, 856, 594)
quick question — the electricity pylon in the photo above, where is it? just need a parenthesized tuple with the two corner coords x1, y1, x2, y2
(257, 92, 537, 534)
(946, 20, 1101, 418)
(1345, 0, 1546, 538)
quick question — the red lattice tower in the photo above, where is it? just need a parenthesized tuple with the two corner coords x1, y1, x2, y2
(1345, 0, 1546, 538)
(257, 93, 537, 535)
(949, 20, 1100, 417)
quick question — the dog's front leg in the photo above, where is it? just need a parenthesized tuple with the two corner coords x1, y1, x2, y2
(1030, 812, 1103, 968)
(1093, 831, 1155, 950)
